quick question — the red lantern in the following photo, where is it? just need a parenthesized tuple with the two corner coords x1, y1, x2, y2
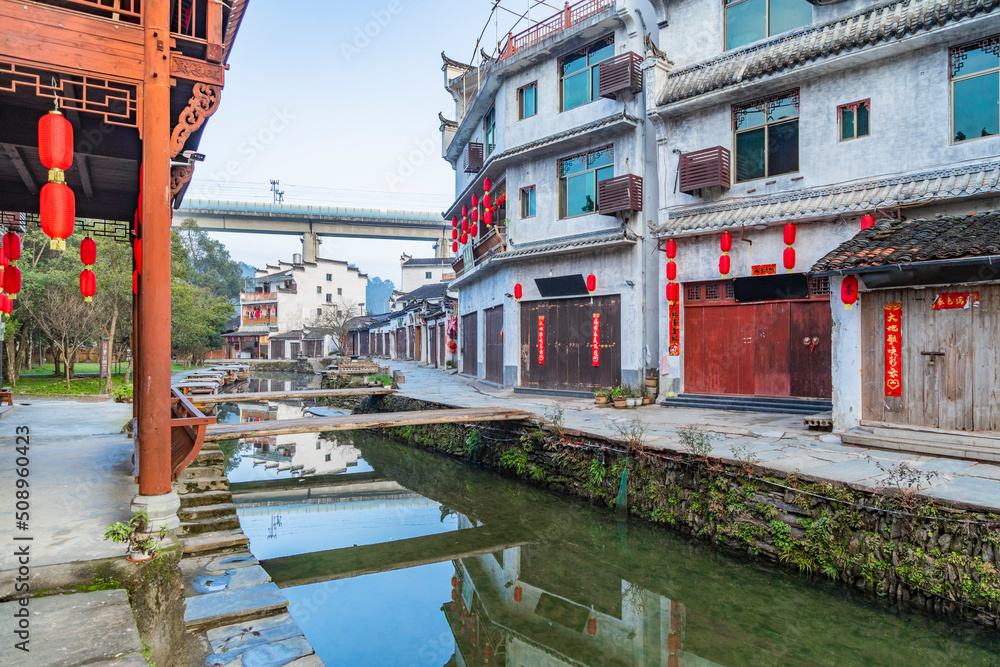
(665, 239, 677, 259)
(484, 177, 492, 192)
(137, 191, 143, 226)
(666, 282, 679, 302)
(451, 228, 458, 240)
(483, 193, 491, 209)
(452, 216, 458, 228)
(471, 194, 478, 208)
(783, 246, 796, 271)
(80, 237, 97, 266)
(783, 223, 796, 246)
(514, 283, 523, 301)
(514, 585, 523, 603)
(587, 615, 597, 637)
(841, 275, 859, 310)
(4, 265, 21, 299)
(861, 214, 875, 230)
(451, 576, 457, 587)
(451, 241, 458, 253)
(0, 252, 7, 268)
(38, 110, 73, 171)
(40, 181, 75, 250)
(484, 209, 493, 226)
(720, 231, 732, 253)
(460, 232, 468, 244)
(79, 269, 96, 302)
(3, 231, 21, 263)
(462, 219, 470, 232)
(586, 274, 596, 293)
(135, 238, 143, 275)
(484, 644, 494, 661)
(471, 208, 478, 223)
(0, 293, 11, 315)
(719, 254, 730, 276)
(461, 205, 468, 218)
(133, 270, 138, 295)
(666, 261, 677, 281)
(471, 224, 478, 237)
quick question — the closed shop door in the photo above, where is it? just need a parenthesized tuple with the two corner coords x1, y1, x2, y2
(408, 326, 415, 360)
(414, 326, 422, 362)
(462, 312, 478, 376)
(485, 305, 504, 384)
(272, 340, 284, 360)
(439, 324, 445, 367)
(519, 295, 621, 392)
(290, 342, 300, 358)
(684, 280, 831, 399)
(429, 325, 438, 366)
(862, 286, 997, 431)
(396, 329, 406, 359)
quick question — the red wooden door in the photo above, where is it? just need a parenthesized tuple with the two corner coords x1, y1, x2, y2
(736, 306, 756, 395)
(683, 306, 707, 394)
(701, 306, 736, 394)
(754, 302, 790, 397)
(789, 301, 833, 399)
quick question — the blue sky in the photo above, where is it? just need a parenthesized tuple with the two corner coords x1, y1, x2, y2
(191, 0, 520, 285)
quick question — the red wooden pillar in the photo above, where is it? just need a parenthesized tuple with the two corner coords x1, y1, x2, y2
(136, 0, 174, 508)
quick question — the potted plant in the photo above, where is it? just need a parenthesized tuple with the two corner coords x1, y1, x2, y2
(642, 385, 653, 406)
(104, 510, 164, 562)
(611, 386, 627, 409)
(113, 383, 133, 404)
(645, 369, 658, 390)
(594, 389, 610, 405)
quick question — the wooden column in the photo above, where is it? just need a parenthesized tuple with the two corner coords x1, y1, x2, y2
(137, 0, 173, 497)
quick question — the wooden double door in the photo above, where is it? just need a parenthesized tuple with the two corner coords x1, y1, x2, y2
(429, 324, 438, 366)
(462, 313, 478, 376)
(484, 305, 504, 384)
(520, 295, 621, 392)
(684, 299, 832, 399)
(862, 286, 1000, 431)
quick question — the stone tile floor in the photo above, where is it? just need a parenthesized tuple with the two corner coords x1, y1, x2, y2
(387, 360, 1000, 512)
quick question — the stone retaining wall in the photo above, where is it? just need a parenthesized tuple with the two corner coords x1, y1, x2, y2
(356, 394, 1000, 628)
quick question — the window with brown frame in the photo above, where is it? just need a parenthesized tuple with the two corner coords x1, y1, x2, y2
(558, 145, 613, 218)
(733, 89, 799, 182)
(517, 82, 537, 119)
(839, 99, 870, 140)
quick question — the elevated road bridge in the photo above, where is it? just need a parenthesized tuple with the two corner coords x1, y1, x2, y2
(174, 199, 451, 259)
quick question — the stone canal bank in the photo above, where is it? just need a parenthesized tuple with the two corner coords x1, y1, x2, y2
(348, 360, 1000, 628)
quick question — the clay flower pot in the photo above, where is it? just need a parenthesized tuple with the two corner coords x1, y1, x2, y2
(613, 398, 627, 409)
(595, 394, 609, 405)
(126, 550, 157, 563)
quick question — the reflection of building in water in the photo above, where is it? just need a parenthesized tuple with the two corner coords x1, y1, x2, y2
(444, 515, 713, 667)
(235, 402, 362, 477)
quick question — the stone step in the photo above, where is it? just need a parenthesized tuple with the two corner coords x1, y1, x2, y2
(182, 529, 250, 556)
(184, 582, 289, 633)
(179, 502, 239, 523)
(185, 564, 273, 599)
(863, 423, 1000, 448)
(179, 464, 223, 481)
(179, 514, 241, 536)
(195, 450, 225, 466)
(203, 613, 315, 666)
(178, 476, 230, 494)
(842, 432, 1000, 464)
(179, 489, 234, 509)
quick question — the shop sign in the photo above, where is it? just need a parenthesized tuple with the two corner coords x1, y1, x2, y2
(751, 264, 777, 276)
(931, 291, 979, 310)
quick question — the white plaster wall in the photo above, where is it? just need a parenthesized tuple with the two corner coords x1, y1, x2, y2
(400, 265, 447, 293)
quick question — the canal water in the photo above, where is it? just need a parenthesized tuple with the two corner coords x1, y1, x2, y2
(215, 381, 1000, 666)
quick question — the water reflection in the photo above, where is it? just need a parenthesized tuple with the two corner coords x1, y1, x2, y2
(229, 423, 1000, 666)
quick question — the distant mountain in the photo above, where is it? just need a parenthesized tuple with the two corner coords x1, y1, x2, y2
(367, 277, 395, 314)
(238, 262, 257, 278)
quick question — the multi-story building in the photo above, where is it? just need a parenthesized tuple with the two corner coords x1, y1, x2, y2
(399, 254, 455, 292)
(441, 0, 661, 392)
(646, 0, 1000, 428)
(226, 254, 368, 358)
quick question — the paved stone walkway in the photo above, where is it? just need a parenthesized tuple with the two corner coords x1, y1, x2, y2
(387, 361, 1000, 512)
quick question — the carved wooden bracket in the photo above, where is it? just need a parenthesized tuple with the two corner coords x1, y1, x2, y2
(170, 83, 221, 158)
(170, 54, 226, 87)
(170, 163, 195, 198)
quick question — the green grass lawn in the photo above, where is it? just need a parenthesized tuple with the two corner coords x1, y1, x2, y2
(20, 362, 187, 376)
(13, 373, 131, 396)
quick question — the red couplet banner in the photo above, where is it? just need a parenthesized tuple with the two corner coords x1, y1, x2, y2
(538, 316, 545, 366)
(668, 300, 680, 356)
(592, 313, 600, 367)
(884, 303, 902, 397)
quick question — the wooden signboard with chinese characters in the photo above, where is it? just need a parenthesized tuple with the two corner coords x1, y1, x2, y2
(537, 316, 545, 365)
(884, 303, 902, 397)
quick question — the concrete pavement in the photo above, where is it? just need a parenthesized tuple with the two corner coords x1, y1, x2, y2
(387, 360, 1000, 512)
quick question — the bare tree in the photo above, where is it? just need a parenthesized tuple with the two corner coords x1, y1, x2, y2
(31, 281, 102, 389)
(310, 296, 362, 354)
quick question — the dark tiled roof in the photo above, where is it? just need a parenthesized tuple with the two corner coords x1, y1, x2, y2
(269, 330, 305, 340)
(658, 0, 999, 106)
(400, 282, 450, 301)
(402, 257, 452, 266)
(811, 213, 1000, 272)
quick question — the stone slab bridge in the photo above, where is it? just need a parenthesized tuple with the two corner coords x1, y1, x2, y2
(174, 199, 452, 260)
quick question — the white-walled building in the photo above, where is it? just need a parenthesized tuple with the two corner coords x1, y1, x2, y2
(226, 255, 368, 358)
(645, 0, 1000, 418)
(440, 0, 661, 393)
(399, 254, 454, 293)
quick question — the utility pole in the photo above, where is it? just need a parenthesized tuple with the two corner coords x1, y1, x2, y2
(270, 179, 285, 204)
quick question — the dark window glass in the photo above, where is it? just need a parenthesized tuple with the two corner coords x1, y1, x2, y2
(484, 107, 496, 155)
(558, 146, 613, 218)
(521, 186, 536, 217)
(562, 51, 587, 75)
(519, 84, 537, 119)
(856, 103, 870, 136)
(735, 127, 766, 182)
(726, 0, 811, 51)
(841, 107, 855, 141)
(954, 72, 999, 142)
(839, 101, 870, 140)
(560, 36, 614, 111)
(768, 120, 799, 176)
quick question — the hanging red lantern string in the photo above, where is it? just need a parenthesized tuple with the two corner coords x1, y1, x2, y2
(514, 283, 522, 301)
(38, 106, 76, 251)
(451, 241, 458, 254)
(471, 207, 478, 224)
(783, 223, 796, 272)
(452, 216, 458, 228)
(665, 239, 677, 259)
(80, 236, 97, 266)
(514, 584, 523, 602)
(451, 228, 458, 240)
(471, 223, 478, 237)
(460, 231, 469, 245)
(586, 274, 596, 294)
(860, 214, 875, 230)
(3, 230, 21, 265)
(79, 269, 96, 303)
(720, 231, 731, 276)
(134, 238, 143, 275)
(666, 282, 679, 303)
(666, 261, 676, 281)
(0, 293, 12, 316)
(841, 275, 859, 310)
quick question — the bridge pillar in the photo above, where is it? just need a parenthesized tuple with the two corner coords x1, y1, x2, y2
(302, 232, 320, 263)
(435, 230, 450, 259)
